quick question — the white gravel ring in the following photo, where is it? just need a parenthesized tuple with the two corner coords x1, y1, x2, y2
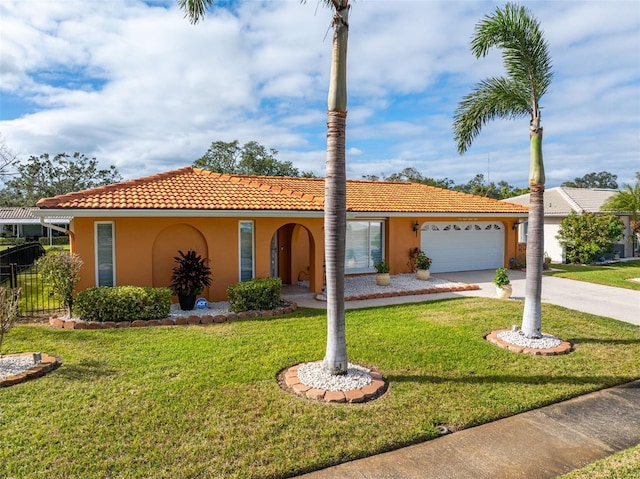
(497, 330, 562, 349)
(0, 355, 38, 380)
(297, 362, 372, 392)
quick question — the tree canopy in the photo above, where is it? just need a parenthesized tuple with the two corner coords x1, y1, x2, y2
(561, 171, 618, 189)
(1, 152, 122, 206)
(363, 168, 528, 200)
(193, 140, 313, 177)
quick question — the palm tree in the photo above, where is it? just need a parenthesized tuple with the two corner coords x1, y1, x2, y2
(178, 0, 350, 373)
(603, 172, 640, 256)
(453, 3, 553, 339)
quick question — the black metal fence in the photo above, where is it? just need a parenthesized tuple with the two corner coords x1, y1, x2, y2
(0, 244, 63, 317)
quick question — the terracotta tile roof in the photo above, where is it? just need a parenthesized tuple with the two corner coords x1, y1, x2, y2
(36, 166, 528, 215)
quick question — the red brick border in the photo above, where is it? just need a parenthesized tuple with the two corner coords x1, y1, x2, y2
(485, 329, 573, 356)
(48, 302, 297, 330)
(0, 352, 62, 387)
(316, 284, 480, 302)
(279, 362, 388, 404)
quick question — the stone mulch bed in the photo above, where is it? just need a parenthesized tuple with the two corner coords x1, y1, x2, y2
(485, 329, 573, 356)
(48, 302, 298, 330)
(0, 353, 62, 387)
(278, 363, 388, 404)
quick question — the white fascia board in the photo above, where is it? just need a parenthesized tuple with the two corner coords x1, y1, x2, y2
(33, 209, 325, 219)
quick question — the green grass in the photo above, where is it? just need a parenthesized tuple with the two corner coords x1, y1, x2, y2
(2, 297, 639, 478)
(546, 260, 640, 290)
(558, 444, 640, 479)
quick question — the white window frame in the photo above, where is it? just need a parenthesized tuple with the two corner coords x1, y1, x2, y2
(345, 220, 385, 274)
(94, 221, 116, 287)
(239, 220, 255, 282)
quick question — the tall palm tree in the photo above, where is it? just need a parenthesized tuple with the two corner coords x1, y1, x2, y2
(603, 172, 640, 255)
(453, 3, 553, 339)
(178, 0, 350, 373)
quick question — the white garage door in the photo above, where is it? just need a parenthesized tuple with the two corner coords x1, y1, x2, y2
(420, 222, 505, 273)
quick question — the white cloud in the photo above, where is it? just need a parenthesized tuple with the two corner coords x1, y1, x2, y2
(0, 0, 638, 189)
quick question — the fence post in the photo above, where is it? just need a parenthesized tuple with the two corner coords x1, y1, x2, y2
(10, 263, 18, 289)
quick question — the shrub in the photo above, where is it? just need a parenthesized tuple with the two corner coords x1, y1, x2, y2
(0, 237, 25, 246)
(36, 249, 83, 316)
(374, 260, 390, 274)
(39, 236, 70, 247)
(0, 286, 21, 354)
(227, 277, 282, 313)
(556, 212, 625, 264)
(74, 286, 172, 322)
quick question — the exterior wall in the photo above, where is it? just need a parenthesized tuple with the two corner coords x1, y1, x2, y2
(71, 216, 324, 302)
(70, 213, 522, 302)
(543, 218, 564, 263)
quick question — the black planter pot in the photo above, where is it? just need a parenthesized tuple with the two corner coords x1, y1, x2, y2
(178, 292, 197, 311)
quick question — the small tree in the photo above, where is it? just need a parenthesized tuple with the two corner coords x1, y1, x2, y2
(556, 212, 624, 264)
(36, 250, 83, 317)
(0, 286, 21, 354)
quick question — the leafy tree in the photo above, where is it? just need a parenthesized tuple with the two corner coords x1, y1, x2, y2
(556, 212, 624, 264)
(0, 136, 18, 181)
(6, 153, 122, 206)
(180, 0, 351, 375)
(0, 286, 21, 354)
(194, 140, 302, 177)
(561, 171, 618, 189)
(36, 250, 83, 317)
(603, 171, 640, 252)
(453, 3, 553, 339)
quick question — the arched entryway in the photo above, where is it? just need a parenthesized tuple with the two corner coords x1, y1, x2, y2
(270, 223, 314, 290)
(152, 224, 209, 295)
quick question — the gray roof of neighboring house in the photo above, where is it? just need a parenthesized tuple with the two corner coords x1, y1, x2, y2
(0, 207, 71, 225)
(506, 187, 622, 217)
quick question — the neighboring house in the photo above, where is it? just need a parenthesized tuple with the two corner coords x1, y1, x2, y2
(35, 167, 528, 301)
(507, 187, 634, 262)
(0, 207, 71, 243)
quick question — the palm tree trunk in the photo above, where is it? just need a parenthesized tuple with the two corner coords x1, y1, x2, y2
(323, 2, 349, 375)
(521, 126, 544, 338)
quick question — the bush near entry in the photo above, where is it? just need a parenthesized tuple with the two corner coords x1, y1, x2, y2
(227, 277, 282, 313)
(74, 286, 172, 322)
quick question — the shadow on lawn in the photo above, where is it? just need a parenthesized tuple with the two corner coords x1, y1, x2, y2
(55, 358, 119, 381)
(387, 373, 636, 386)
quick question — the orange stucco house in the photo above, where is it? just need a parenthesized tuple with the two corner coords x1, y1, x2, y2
(35, 167, 528, 302)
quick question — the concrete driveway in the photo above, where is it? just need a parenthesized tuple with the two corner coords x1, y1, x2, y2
(436, 269, 640, 326)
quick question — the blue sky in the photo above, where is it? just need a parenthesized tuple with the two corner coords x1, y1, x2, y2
(1, 0, 639, 188)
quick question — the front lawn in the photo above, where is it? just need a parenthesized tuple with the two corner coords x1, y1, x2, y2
(546, 260, 640, 290)
(2, 297, 639, 478)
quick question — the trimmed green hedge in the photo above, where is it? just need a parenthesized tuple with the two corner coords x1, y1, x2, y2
(74, 286, 172, 322)
(227, 277, 282, 313)
(0, 238, 25, 246)
(39, 236, 70, 246)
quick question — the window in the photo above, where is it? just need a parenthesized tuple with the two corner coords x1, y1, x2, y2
(95, 222, 115, 287)
(345, 221, 383, 272)
(239, 221, 254, 281)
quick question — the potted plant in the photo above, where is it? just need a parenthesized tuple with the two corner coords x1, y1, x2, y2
(374, 260, 391, 286)
(415, 250, 432, 280)
(170, 249, 212, 310)
(493, 267, 512, 299)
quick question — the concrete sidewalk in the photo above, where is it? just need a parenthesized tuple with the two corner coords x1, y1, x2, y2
(285, 270, 640, 478)
(297, 380, 640, 479)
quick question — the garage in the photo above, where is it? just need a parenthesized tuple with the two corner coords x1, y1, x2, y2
(420, 221, 505, 273)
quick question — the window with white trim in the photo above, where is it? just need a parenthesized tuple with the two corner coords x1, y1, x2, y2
(345, 221, 383, 273)
(239, 221, 254, 282)
(95, 222, 115, 287)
